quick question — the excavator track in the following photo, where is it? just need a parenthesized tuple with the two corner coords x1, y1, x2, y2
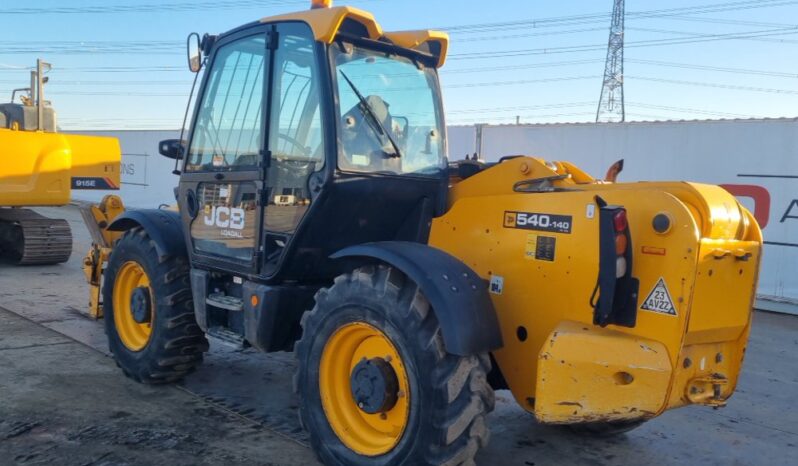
(0, 208, 72, 265)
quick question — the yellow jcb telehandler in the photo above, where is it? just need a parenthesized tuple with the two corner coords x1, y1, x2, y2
(82, 3, 762, 465)
(0, 59, 121, 265)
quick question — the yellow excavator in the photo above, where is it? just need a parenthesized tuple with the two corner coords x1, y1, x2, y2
(81, 2, 762, 465)
(0, 60, 121, 264)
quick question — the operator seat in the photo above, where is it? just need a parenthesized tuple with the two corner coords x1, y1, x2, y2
(340, 95, 400, 172)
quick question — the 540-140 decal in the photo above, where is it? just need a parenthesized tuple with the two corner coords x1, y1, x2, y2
(504, 211, 572, 234)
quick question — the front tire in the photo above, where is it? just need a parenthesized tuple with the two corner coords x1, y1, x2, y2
(294, 265, 494, 466)
(103, 227, 208, 384)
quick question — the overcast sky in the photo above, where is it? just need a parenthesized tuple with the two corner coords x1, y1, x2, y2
(1, 0, 797, 129)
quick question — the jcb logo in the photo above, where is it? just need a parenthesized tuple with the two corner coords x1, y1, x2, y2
(503, 212, 517, 227)
(204, 206, 245, 230)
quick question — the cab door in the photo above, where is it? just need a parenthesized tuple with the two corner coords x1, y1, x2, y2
(260, 22, 327, 276)
(179, 28, 271, 273)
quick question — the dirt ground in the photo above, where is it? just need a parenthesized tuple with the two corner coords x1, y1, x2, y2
(1, 205, 796, 466)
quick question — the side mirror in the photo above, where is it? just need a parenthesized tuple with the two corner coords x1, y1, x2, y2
(187, 32, 202, 73)
(159, 139, 185, 160)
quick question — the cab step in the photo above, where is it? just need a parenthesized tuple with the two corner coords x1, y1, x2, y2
(207, 327, 245, 349)
(206, 293, 243, 312)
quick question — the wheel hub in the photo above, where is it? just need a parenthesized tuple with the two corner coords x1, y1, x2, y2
(319, 322, 410, 456)
(130, 286, 152, 324)
(350, 357, 399, 415)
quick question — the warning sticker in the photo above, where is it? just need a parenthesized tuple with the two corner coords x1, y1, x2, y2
(489, 275, 504, 295)
(525, 234, 555, 261)
(640, 278, 677, 316)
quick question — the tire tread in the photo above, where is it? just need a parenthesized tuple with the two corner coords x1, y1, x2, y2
(295, 264, 494, 466)
(103, 227, 207, 384)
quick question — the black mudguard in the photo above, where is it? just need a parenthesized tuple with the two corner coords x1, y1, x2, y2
(331, 241, 504, 356)
(107, 209, 187, 259)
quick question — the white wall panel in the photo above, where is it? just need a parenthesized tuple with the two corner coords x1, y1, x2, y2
(69, 130, 180, 208)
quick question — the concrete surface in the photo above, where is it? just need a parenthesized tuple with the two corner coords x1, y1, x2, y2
(0, 308, 317, 466)
(1, 205, 797, 466)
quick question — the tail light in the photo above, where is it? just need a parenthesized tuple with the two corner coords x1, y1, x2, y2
(614, 233, 628, 256)
(613, 210, 628, 232)
(591, 196, 640, 328)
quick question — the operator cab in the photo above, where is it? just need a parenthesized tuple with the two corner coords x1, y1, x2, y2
(169, 5, 450, 283)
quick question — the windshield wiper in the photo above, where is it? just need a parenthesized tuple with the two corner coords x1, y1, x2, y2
(338, 70, 403, 159)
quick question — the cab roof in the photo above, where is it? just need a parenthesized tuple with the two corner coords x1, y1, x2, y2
(260, 6, 449, 67)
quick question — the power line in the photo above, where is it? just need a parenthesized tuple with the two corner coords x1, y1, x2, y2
(0, 66, 185, 74)
(0, 79, 193, 85)
(447, 112, 597, 124)
(444, 59, 605, 75)
(446, 101, 763, 120)
(656, 14, 796, 29)
(461, 23, 798, 44)
(624, 112, 673, 120)
(447, 75, 597, 89)
(627, 26, 798, 44)
(626, 102, 765, 118)
(626, 59, 798, 78)
(629, 76, 798, 95)
(0, 0, 312, 15)
(456, 27, 607, 43)
(448, 102, 596, 115)
(440, 0, 798, 34)
(448, 27, 798, 60)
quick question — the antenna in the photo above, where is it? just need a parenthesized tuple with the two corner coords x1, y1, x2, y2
(596, 0, 625, 123)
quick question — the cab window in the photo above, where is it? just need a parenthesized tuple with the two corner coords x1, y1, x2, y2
(333, 43, 446, 176)
(186, 35, 266, 172)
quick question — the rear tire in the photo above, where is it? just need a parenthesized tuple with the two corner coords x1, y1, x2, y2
(103, 227, 208, 384)
(294, 265, 494, 466)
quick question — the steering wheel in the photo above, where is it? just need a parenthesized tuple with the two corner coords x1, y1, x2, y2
(277, 133, 310, 157)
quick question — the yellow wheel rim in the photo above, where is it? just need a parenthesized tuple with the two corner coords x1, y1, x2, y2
(112, 261, 154, 351)
(320, 322, 410, 456)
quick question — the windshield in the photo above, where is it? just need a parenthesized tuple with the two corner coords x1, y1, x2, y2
(333, 42, 446, 176)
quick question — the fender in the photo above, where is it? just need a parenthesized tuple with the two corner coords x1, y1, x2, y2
(107, 209, 187, 259)
(332, 241, 504, 356)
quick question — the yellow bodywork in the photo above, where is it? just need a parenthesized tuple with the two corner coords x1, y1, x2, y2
(0, 128, 121, 206)
(81, 195, 126, 318)
(261, 6, 449, 67)
(429, 157, 762, 424)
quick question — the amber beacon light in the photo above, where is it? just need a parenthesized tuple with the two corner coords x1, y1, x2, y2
(311, 0, 332, 8)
